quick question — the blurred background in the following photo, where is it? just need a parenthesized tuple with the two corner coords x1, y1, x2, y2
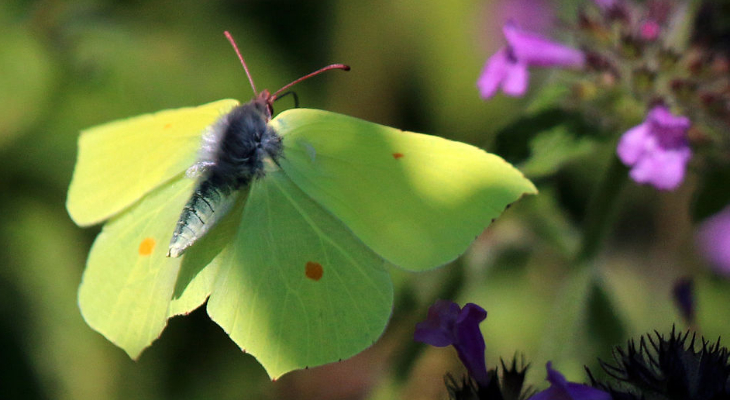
(1, 0, 729, 399)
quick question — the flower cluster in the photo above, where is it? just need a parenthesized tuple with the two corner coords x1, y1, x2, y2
(416, 301, 730, 400)
(479, 0, 730, 190)
(477, 0, 730, 277)
(415, 300, 608, 400)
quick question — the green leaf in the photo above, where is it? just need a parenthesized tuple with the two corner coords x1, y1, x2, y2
(520, 125, 596, 178)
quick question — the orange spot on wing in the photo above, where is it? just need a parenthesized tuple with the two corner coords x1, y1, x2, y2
(392, 153, 404, 159)
(305, 261, 324, 281)
(138, 237, 156, 256)
(163, 123, 172, 129)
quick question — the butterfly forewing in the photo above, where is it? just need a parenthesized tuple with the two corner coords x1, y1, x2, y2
(272, 108, 538, 271)
(67, 99, 240, 227)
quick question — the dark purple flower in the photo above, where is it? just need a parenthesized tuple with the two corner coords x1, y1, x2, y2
(414, 300, 489, 385)
(477, 22, 585, 99)
(672, 277, 695, 324)
(589, 328, 730, 399)
(616, 105, 692, 190)
(696, 205, 730, 277)
(530, 362, 611, 400)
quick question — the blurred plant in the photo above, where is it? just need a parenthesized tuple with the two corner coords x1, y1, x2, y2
(576, 0, 730, 188)
(479, 0, 730, 288)
(470, 2, 730, 396)
(417, 301, 730, 400)
(575, 0, 730, 277)
(480, 0, 730, 187)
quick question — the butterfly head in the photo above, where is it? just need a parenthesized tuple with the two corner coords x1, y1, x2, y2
(256, 89, 275, 119)
(224, 31, 350, 116)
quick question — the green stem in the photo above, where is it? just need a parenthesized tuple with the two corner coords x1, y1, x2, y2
(664, 0, 702, 51)
(575, 150, 628, 265)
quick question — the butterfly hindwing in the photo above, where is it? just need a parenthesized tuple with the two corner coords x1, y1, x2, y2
(77, 176, 244, 358)
(207, 170, 393, 379)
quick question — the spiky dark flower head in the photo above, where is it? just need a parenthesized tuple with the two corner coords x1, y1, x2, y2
(444, 357, 534, 400)
(588, 327, 730, 400)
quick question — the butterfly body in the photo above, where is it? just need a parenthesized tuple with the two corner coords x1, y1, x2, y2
(168, 95, 282, 257)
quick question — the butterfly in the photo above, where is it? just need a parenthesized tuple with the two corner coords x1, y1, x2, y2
(66, 31, 536, 379)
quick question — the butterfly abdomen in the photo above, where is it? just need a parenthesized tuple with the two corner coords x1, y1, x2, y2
(167, 179, 238, 257)
(167, 99, 283, 258)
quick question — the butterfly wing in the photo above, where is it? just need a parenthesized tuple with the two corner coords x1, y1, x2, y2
(206, 170, 393, 380)
(272, 109, 538, 271)
(77, 175, 245, 358)
(67, 99, 239, 226)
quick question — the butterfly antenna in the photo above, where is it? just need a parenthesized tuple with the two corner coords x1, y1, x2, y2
(271, 64, 350, 102)
(224, 31, 257, 96)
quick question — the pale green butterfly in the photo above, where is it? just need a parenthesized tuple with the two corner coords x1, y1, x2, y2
(66, 32, 537, 379)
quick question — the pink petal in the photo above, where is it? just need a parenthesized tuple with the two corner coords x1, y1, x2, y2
(477, 48, 510, 99)
(640, 20, 661, 41)
(697, 206, 730, 277)
(617, 122, 651, 165)
(628, 147, 691, 190)
(503, 22, 585, 68)
(647, 106, 691, 132)
(501, 60, 529, 96)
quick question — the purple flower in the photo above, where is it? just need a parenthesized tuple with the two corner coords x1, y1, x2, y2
(493, 0, 554, 36)
(616, 105, 692, 190)
(414, 300, 489, 385)
(477, 22, 585, 99)
(639, 20, 661, 41)
(696, 205, 730, 277)
(529, 362, 611, 400)
(672, 277, 695, 323)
